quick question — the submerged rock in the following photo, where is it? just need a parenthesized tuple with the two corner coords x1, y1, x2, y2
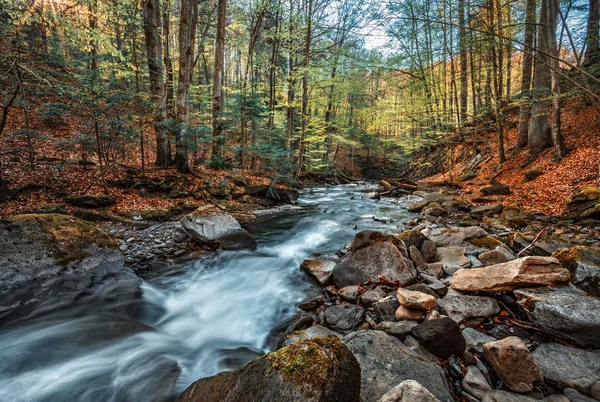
(450, 256, 570, 291)
(332, 241, 416, 287)
(483, 336, 543, 393)
(343, 330, 453, 402)
(179, 204, 256, 250)
(180, 336, 361, 402)
(515, 286, 600, 349)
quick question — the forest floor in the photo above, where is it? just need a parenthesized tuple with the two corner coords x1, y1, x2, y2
(414, 97, 600, 216)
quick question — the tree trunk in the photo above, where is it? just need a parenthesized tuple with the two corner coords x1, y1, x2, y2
(211, 0, 227, 163)
(585, 0, 600, 65)
(517, 0, 536, 150)
(528, 0, 552, 158)
(175, 0, 198, 173)
(142, 0, 169, 167)
(547, 0, 567, 159)
(163, 0, 175, 120)
(295, 0, 313, 179)
(458, 0, 468, 124)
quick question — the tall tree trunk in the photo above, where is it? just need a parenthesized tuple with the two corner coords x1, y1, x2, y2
(517, 0, 536, 150)
(489, 0, 506, 163)
(211, 0, 227, 163)
(286, 0, 296, 157)
(268, 0, 281, 132)
(585, 0, 600, 65)
(175, 0, 198, 173)
(547, 0, 567, 159)
(163, 0, 175, 119)
(295, 0, 313, 179)
(142, 0, 169, 167)
(458, 0, 468, 124)
(528, 0, 552, 158)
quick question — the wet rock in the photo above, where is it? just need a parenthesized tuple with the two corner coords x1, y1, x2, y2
(436, 247, 471, 268)
(450, 256, 570, 291)
(181, 336, 360, 402)
(421, 239, 437, 262)
(373, 296, 401, 322)
(532, 342, 600, 395)
(482, 390, 539, 402)
(411, 317, 466, 359)
(554, 246, 600, 297)
(180, 205, 256, 250)
(300, 256, 336, 286)
(483, 336, 544, 393)
(332, 242, 416, 287)
(515, 286, 600, 349)
(470, 203, 505, 219)
(0, 214, 131, 325)
(65, 194, 116, 207)
(462, 328, 496, 353)
(438, 292, 500, 326)
(376, 321, 418, 340)
(397, 288, 437, 311)
(343, 330, 453, 402)
(324, 304, 365, 332)
(478, 249, 510, 266)
(462, 366, 492, 399)
(480, 179, 510, 196)
(395, 306, 424, 321)
(281, 325, 342, 347)
(564, 388, 598, 402)
(338, 286, 361, 303)
(376, 380, 441, 402)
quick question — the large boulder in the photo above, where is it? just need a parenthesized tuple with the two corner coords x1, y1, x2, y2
(0, 214, 132, 325)
(532, 342, 600, 395)
(410, 318, 466, 359)
(179, 205, 256, 250)
(180, 336, 361, 402)
(554, 246, 600, 297)
(483, 337, 544, 393)
(281, 325, 342, 347)
(332, 242, 416, 287)
(343, 330, 453, 402)
(437, 292, 500, 326)
(515, 286, 600, 349)
(450, 256, 570, 291)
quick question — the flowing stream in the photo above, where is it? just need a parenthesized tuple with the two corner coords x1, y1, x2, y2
(0, 183, 415, 402)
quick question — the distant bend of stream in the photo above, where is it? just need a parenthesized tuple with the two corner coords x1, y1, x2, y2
(0, 183, 414, 402)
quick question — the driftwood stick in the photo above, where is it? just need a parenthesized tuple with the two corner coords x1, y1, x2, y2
(517, 226, 550, 257)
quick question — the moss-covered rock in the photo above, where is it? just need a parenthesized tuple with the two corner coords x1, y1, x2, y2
(65, 194, 116, 208)
(180, 336, 360, 402)
(554, 246, 600, 297)
(524, 167, 543, 182)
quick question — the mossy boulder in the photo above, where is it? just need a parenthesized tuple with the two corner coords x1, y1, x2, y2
(180, 336, 361, 402)
(567, 187, 600, 220)
(554, 246, 600, 297)
(480, 179, 509, 196)
(524, 167, 543, 182)
(0, 214, 129, 326)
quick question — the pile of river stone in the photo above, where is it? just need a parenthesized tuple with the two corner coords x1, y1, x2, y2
(182, 189, 600, 402)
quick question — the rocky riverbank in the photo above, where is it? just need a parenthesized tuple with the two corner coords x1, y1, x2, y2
(180, 183, 600, 402)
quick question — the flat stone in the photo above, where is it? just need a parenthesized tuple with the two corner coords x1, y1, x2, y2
(376, 321, 418, 340)
(426, 263, 444, 278)
(395, 305, 424, 321)
(478, 249, 510, 266)
(471, 203, 505, 219)
(483, 336, 544, 393)
(462, 366, 492, 399)
(426, 226, 489, 247)
(376, 380, 440, 402)
(324, 304, 365, 332)
(533, 342, 600, 394)
(438, 293, 500, 326)
(397, 288, 437, 311)
(343, 330, 453, 402)
(515, 286, 600, 349)
(451, 256, 570, 291)
(436, 247, 471, 268)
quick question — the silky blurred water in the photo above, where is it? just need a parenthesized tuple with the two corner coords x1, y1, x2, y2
(0, 183, 414, 402)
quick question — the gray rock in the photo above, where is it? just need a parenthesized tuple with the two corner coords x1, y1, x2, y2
(462, 366, 492, 399)
(333, 242, 417, 287)
(403, 335, 440, 364)
(324, 304, 365, 332)
(281, 325, 342, 347)
(376, 321, 418, 340)
(436, 247, 471, 268)
(376, 380, 441, 402)
(478, 249, 510, 266)
(181, 336, 361, 402)
(533, 342, 600, 394)
(338, 285, 360, 303)
(438, 293, 500, 326)
(411, 318, 466, 359)
(544, 396, 570, 402)
(462, 328, 496, 353)
(427, 226, 489, 247)
(564, 388, 598, 402)
(343, 330, 453, 402)
(410, 246, 428, 270)
(180, 205, 256, 250)
(421, 240, 438, 262)
(515, 286, 600, 349)
(443, 265, 462, 276)
(482, 390, 539, 402)
(361, 287, 387, 306)
(554, 246, 600, 297)
(471, 203, 505, 219)
(373, 296, 401, 322)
